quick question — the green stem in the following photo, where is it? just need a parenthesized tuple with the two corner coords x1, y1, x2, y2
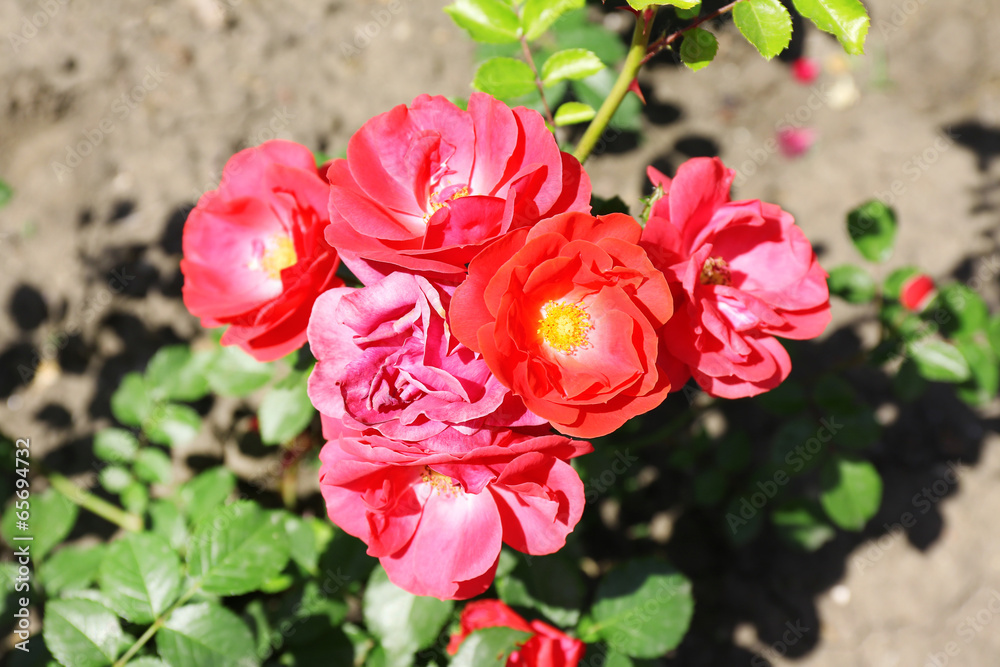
(520, 35, 555, 126)
(572, 15, 651, 164)
(48, 473, 143, 532)
(113, 586, 199, 666)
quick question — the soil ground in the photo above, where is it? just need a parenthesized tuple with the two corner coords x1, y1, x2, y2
(2, 0, 1000, 664)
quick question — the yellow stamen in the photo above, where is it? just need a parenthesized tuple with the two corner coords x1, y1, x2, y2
(425, 186, 470, 220)
(258, 235, 297, 280)
(421, 467, 463, 497)
(700, 257, 732, 286)
(537, 300, 592, 354)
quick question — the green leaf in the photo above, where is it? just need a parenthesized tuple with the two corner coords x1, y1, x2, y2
(771, 501, 836, 551)
(554, 102, 596, 126)
(93, 428, 140, 464)
(134, 447, 173, 485)
(445, 0, 521, 44)
(187, 501, 291, 596)
(883, 266, 919, 299)
(495, 553, 584, 626)
(121, 481, 149, 515)
(892, 358, 927, 403)
(99, 533, 182, 624)
(157, 602, 258, 667)
(144, 403, 201, 447)
(145, 345, 210, 402)
(176, 468, 236, 521)
(450, 627, 533, 667)
(733, 0, 793, 60)
(956, 338, 999, 406)
(258, 370, 315, 445)
(588, 558, 694, 658)
(40, 544, 105, 595)
(541, 48, 604, 86)
(522, 0, 584, 40)
(111, 372, 152, 426)
(284, 514, 320, 575)
(847, 200, 897, 263)
(791, 0, 869, 55)
(827, 264, 876, 304)
(819, 455, 882, 531)
(473, 57, 538, 100)
(150, 499, 189, 551)
(907, 338, 972, 383)
(99, 465, 134, 494)
(551, 9, 627, 65)
(989, 315, 1000, 358)
(572, 68, 642, 132)
(2, 488, 78, 561)
(0, 180, 12, 208)
(589, 194, 630, 216)
(363, 566, 454, 660)
(125, 659, 170, 667)
(680, 27, 718, 71)
(627, 0, 700, 9)
(205, 347, 273, 397)
(44, 599, 124, 667)
(935, 284, 989, 337)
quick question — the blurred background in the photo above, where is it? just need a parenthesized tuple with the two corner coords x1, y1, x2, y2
(1, 0, 999, 664)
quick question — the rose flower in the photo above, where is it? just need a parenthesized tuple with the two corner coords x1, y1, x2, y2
(641, 157, 831, 398)
(181, 140, 342, 361)
(324, 93, 591, 284)
(307, 272, 544, 448)
(447, 600, 586, 667)
(450, 212, 674, 438)
(318, 427, 590, 599)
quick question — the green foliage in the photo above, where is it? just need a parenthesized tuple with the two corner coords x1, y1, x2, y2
(819, 455, 882, 531)
(541, 48, 605, 86)
(156, 603, 258, 667)
(43, 598, 125, 667)
(733, 0, 793, 60)
(145, 345, 210, 402)
(906, 338, 972, 383)
(363, 566, 454, 662)
(522, 0, 585, 40)
(771, 501, 836, 551)
(176, 467, 237, 521)
(473, 57, 538, 99)
(791, 0, 870, 55)
(680, 28, 718, 71)
(847, 200, 897, 263)
(145, 404, 201, 447)
(583, 558, 693, 658)
(99, 533, 183, 623)
(449, 627, 532, 666)
(258, 370, 315, 445)
(627, 0, 700, 9)
(445, 0, 522, 44)
(94, 429, 140, 464)
(827, 264, 876, 303)
(40, 545, 105, 595)
(0, 180, 12, 208)
(496, 551, 584, 626)
(205, 346, 274, 397)
(2, 488, 78, 561)
(554, 101, 596, 126)
(934, 284, 989, 337)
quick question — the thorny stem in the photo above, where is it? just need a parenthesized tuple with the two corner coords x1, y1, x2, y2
(643, 0, 743, 65)
(48, 473, 143, 532)
(520, 34, 555, 126)
(572, 13, 651, 164)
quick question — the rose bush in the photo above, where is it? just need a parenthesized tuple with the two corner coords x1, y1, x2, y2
(451, 211, 674, 438)
(641, 157, 831, 398)
(447, 599, 586, 667)
(318, 425, 590, 599)
(323, 92, 591, 284)
(307, 271, 545, 447)
(181, 140, 342, 361)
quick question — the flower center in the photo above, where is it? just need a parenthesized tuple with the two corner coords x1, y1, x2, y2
(700, 257, 732, 286)
(421, 467, 463, 497)
(426, 185, 470, 220)
(537, 300, 592, 354)
(252, 234, 297, 280)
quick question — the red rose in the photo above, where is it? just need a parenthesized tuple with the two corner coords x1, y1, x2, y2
(451, 212, 674, 438)
(181, 140, 342, 361)
(319, 426, 590, 600)
(324, 93, 591, 284)
(899, 273, 935, 311)
(641, 157, 831, 398)
(447, 600, 585, 667)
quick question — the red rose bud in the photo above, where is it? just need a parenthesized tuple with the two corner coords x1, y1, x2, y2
(447, 600, 586, 666)
(900, 273, 936, 311)
(791, 57, 821, 84)
(777, 127, 816, 158)
(181, 140, 343, 361)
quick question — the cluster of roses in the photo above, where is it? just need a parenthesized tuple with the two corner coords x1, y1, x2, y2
(181, 93, 831, 603)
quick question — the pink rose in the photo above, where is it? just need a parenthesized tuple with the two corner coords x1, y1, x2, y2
(318, 428, 591, 599)
(181, 140, 342, 361)
(641, 157, 831, 398)
(324, 93, 591, 284)
(447, 600, 586, 667)
(307, 272, 544, 447)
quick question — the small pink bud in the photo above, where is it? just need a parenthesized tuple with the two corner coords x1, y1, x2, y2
(900, 274, 936, 311)
(777, 127, 816, 157)
(792, 57, 821, 84)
